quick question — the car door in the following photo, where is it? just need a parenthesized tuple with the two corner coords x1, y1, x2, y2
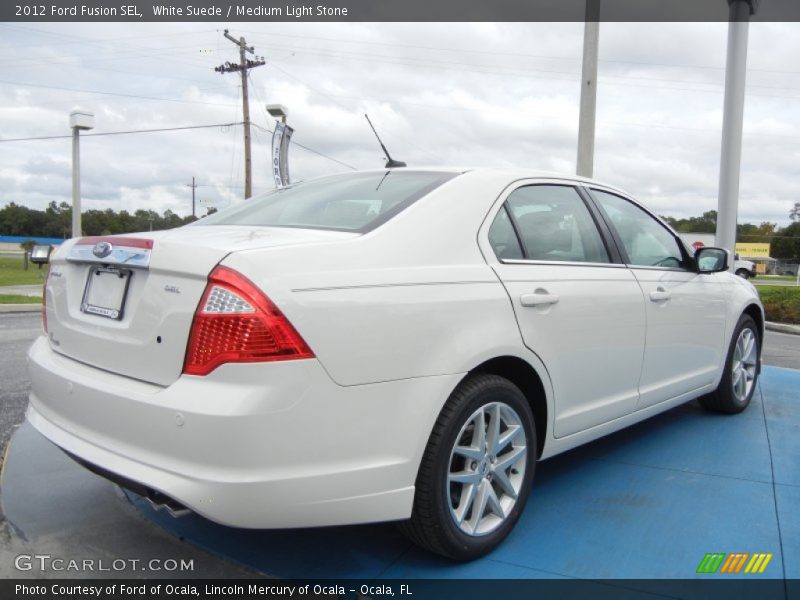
(588, 188, 729, 408)
(485, 182, 647, 438)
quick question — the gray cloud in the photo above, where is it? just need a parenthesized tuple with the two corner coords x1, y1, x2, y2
(0, 21, 798, 226)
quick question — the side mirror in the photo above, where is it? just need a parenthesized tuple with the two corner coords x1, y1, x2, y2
(30, 244, 52, 265)
(695, 247, 729, 274)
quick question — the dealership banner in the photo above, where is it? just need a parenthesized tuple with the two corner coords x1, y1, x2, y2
(735, 243, 771, 258)
(271, 121, 292, 189)
(5, 0, 800, 22)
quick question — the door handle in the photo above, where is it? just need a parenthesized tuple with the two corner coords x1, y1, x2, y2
(520, 291, 560, 307)
(649, 287, 671, 302)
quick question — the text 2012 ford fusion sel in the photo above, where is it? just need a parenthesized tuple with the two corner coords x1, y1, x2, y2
(28, 168, 763, 559)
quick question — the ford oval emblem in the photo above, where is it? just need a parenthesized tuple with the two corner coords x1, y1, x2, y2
(93, 241, 113, 258)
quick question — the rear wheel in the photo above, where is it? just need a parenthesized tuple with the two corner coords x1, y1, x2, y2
(735, 269, 751, 279)
(700, 314, 759, 414)
(399, 374, 535, 560)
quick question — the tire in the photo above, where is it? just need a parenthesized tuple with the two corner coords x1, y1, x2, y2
(700, 314, 760, 414)
(399, 374, 536, 560)
(735, 269, 751, 279)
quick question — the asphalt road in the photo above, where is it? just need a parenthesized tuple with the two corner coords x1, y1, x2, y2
(2, 312, 797, 460)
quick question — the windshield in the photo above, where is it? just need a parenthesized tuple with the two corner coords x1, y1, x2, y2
(196, 170, 459, 232)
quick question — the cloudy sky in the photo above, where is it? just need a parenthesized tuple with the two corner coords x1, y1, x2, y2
(1, 21, 798, 225)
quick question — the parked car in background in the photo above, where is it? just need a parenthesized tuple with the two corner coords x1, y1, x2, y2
(28, 169, 764, 560)
(733, 255, 757, 279)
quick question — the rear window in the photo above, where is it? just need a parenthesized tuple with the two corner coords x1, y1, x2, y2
(196, 170, 459, 232)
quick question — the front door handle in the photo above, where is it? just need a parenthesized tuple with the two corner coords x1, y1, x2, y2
(520, 291, 560, 307)
(649, 287, 671, 302)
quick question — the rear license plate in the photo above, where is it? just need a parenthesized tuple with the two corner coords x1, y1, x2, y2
(81, 266, 132, 320)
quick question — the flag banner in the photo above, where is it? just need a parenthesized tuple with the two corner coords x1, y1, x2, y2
(279, 125, 294, 187)
(271, 122, 286, 189)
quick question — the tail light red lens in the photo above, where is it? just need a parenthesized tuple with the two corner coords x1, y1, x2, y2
(183, 266, 314, 376)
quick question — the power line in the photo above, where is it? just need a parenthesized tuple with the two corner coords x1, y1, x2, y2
(0, 122, 243, 143)
(0, 79, 238, 107)
(250, 122, 356, 170)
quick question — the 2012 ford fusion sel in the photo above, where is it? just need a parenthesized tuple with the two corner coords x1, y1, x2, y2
(28, 168, 763, 559)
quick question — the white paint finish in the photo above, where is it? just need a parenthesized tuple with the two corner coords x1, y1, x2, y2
(631, 269, 729, 408)
(496, 264, 646, 438)
(27, 336, 462, 527)
(29, 168, 764, 531)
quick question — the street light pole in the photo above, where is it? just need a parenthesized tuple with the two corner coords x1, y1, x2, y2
(69, 111, 94, 238)
(716, 0, 759, 270)
(576, 0, 600, 178)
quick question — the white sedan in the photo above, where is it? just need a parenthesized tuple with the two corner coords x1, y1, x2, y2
(28, 168, 763, 560)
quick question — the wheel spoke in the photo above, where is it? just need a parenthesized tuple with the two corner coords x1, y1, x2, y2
(492, 465, 518, 500)
(486, 484, 505, 519)
(495, 445, 526, 472)
(454, 483, 477, 525)
(469, 481, 490, 535)
(494, 424, 522, 455)
(449, 469, 482, 485)
(453, 444, 483, 461)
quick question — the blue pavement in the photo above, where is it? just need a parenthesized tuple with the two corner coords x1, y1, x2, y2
(128, 366, 799, 583)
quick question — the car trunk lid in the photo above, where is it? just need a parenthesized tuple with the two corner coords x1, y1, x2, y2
(45, 226, 356, 386)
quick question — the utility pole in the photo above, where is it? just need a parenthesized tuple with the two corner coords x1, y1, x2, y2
(576, 0, 600, 178)
(716, 0, 759, 271)
(186, 176, 197, 218)
(215, 29, 265, 199)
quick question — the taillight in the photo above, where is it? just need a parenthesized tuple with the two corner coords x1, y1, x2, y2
(183, 266, 314, 376)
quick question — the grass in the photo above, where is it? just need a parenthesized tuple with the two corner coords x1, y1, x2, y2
(0, 256, 48, 286)
(757, 286, 800, 325)
(0, 294, 41, 304)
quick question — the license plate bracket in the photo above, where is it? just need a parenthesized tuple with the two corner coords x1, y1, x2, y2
(80, 266, 132, 320)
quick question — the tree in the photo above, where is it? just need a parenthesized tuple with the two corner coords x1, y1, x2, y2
(790, 202, 800, 222)
(771, 221, 800, 261)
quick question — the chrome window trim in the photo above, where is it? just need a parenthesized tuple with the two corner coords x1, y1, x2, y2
(500, 259, 627, 269)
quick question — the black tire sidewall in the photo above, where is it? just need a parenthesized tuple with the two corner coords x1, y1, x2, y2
(427, 377, 536, 560)
(720, 315, 759, 410)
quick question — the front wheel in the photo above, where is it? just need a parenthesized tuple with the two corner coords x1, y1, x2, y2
(399, 374, 536, 560)
(735, 269, 751, 279)
(700, 314, 760, 414)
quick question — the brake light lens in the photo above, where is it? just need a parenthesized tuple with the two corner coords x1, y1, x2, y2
(183, 266, 314, 376)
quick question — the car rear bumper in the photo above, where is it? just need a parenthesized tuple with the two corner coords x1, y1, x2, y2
(27, 336, 462, 528)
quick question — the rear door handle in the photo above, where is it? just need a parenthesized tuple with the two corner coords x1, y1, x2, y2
(520, 292, 560, 307)
(649, 287, 671, 302)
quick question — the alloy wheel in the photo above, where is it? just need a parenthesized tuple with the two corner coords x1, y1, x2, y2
(732, 327, 758, 403)
(446, 401, 527, 536)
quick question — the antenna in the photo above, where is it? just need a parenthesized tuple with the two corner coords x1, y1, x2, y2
(364, 114, 406, 168)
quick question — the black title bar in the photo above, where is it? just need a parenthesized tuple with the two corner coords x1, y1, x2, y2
(4, 0, 800, 22)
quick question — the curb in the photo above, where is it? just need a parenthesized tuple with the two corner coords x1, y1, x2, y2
(0, 304, 41, 314)
(766, 321, 800, 335)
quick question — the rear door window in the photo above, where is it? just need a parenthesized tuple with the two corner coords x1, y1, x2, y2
(499, 185, 610, 263)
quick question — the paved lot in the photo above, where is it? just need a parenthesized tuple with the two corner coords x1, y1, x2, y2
(0, 284, 42, 297)
(0, 312, 798, 583)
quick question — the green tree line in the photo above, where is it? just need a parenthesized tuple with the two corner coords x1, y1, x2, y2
(662, 209, 800, 261)
(0, 201, 217, 239)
